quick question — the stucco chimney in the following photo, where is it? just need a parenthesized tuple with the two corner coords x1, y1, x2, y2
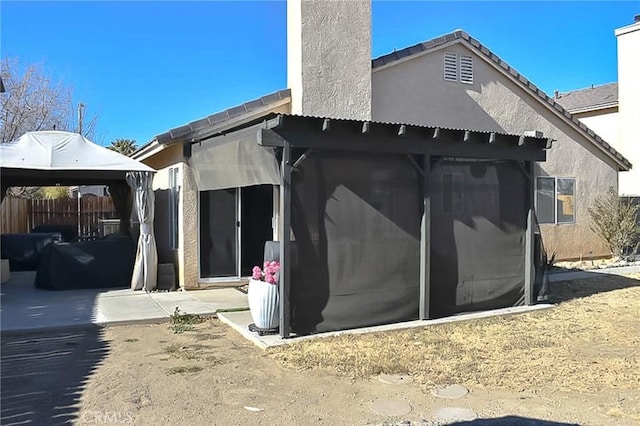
(287, 0, 372, 120)
(615, 17, 640, 196)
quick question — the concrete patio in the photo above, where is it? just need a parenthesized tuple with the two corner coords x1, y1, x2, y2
(0, 271, 248, 333)
(3, 264, 639, 346)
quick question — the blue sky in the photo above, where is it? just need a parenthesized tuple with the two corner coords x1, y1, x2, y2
(1, 1, 638, 146)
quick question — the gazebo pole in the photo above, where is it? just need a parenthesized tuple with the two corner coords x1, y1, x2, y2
(419, 154, 432, 320)
(279, 141, 292, 338)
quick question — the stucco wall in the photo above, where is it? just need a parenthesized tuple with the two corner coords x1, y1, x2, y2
(139, 141, 199, 289)
(146, 162, 197, 290)
(372, 43, 618, 259)
(288, 0, 371, 120)
(180, 162, 199, 289)
(616, 21, 640, 196)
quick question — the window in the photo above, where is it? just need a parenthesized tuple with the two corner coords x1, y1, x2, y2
(444, 52, 458, 81)
(169, 167, 181, 249)
(442, 173, 464, 214)
(536, 177, 575, 224)
(443, 52, 474, 84)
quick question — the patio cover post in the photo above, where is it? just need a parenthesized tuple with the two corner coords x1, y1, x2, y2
(279, 140, 292, 338)
(524, 160, 535, 305)
(419, 154, 431, 320)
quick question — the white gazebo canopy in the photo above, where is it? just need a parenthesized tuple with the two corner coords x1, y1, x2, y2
(0, 131, 158, 292)
(0, 131, 154, 186)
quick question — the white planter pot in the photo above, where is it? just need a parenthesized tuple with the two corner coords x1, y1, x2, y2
(248, 278, 279, 329)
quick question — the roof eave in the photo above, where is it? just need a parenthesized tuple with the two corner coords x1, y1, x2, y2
(131, 90, 291, 160)
(566, 102, 619, 115)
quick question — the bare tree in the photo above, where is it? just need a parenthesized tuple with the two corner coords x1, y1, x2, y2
(1, 58, 100, 143)
(0, 58, 72, 143)
(589, 187, 640, 260)
(1, 58, 101, 198)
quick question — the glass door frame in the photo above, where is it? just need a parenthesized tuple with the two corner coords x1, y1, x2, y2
(197, 188, 242, 282)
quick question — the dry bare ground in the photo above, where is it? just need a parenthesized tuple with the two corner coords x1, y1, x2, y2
(270, 274, 640, 393)
(4, 274, 638, 425)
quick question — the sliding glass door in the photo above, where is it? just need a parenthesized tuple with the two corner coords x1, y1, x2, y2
(199, 189, 239, 279)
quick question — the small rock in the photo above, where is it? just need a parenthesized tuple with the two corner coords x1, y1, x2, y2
(244, 406, 264, 412)
(379, 374, 414, 385)
(432, 407, 477, 422)
(370, 399, 413, 416)
(431, 384, 469, 399)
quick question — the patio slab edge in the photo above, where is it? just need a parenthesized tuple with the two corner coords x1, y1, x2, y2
(217, 311, 270, 349)
(218, 303, 555, 349)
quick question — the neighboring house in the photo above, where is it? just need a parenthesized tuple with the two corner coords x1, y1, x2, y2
(555, 83, 619, 148)
(554, 16, 640, 198)
(133, 1, 633, 290)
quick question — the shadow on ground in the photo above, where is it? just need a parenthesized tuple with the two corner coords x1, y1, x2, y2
(548, 271, 640, 304)
(1, 326, 109, 425)
(452, 416, 578, 425)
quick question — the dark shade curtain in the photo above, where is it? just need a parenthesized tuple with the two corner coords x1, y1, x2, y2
(108, 180, 133, 237)
(429, 159, 527, 317)
(290, 151, 421, 334)
(189, 124, 280, 191)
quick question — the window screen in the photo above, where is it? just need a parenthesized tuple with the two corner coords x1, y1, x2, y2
(444, 52, 458, 81)
(442, 173, 463, 214)
(557, 178, 575, 223)
(460, 55, 473, 84)
(536, 177, 555, 224)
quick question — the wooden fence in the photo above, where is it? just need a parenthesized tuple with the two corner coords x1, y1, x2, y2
(1, 196, 117, 236)
(0, 198, 29, 234)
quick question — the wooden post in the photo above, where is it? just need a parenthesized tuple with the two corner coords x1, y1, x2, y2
(419, 154, 431, 320)
(279, 141, 292, 337)
(524, 161, 535, 305)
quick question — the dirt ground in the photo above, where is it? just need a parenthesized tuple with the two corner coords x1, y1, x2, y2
(74, 320, 639, 426)
(2, 275, 639, 425)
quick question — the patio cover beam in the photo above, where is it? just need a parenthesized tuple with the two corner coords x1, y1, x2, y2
(258, 115, 549, 162)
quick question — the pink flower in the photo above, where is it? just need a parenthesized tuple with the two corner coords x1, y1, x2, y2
(252, 262, 280, 283)
(252, 266, 262, 280)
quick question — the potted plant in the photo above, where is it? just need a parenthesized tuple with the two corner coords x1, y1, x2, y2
(248, 261, 280, 330)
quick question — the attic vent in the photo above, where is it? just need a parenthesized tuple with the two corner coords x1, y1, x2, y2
(460, 55, 473, 84)
(444, 52, 458, 81)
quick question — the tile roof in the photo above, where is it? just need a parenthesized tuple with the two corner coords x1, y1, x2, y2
(371, 31, 631, 171)
(554, 83, 618, 112)
(154, 89, 291, 145)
